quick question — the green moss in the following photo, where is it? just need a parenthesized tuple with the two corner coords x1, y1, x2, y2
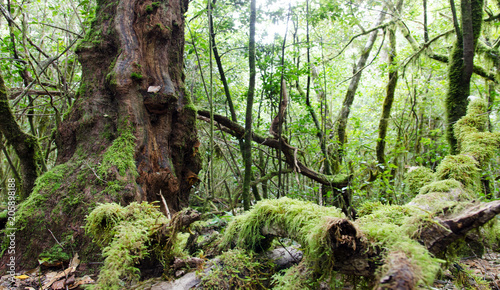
(435, 155, 480, 193)
(356, 206, 444, 285)
(85, 202, 169, 289)
(15, 164, 72, 230)
(151, 2, 160, 8)
(461, 131, 500, 164)
(198, 249, 273, 289)
(403, 167, 435, 196)
(419, 179, 463, 195)
(145, 5, 153, 13)
(98, 127, 138, 178)
(272, 262, 315, 290)
(130, 72, 143, 81)
(220, 197, 344, 263)
(102, 180, 125, 198)
(38, 245, 72, 264)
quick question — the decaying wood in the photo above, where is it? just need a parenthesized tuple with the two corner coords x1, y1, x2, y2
(418, 200, 500, 255)
(376, 251, 417, 290)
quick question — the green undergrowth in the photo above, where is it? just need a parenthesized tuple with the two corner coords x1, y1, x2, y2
(85, 202, 187, 290)
(198, 248, 274, 289)
(220, 197, 344, 263)
(271, 262, 315, 290)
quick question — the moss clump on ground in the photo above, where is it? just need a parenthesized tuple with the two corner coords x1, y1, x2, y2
(85, 202, 196, 289)
(85, 202, 170, 289)
(220, 197, 344, 262)
(38, 244, 72, 265)
(198, 249, 273, 289)
(403, 167, 435, 196)
(271, 262, 315, 290)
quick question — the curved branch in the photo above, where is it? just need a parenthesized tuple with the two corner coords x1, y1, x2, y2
(197, 110, 349, 188)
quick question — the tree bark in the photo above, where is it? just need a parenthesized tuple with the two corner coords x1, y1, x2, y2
(242, 0, 257, 210)
(4, 0, 200, 268)
(445, 0, 484, 153)
(0, 70, 40, 198)
(376, 24, 398, 166)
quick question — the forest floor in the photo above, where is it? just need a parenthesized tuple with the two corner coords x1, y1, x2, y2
(0, 250, 499, 289)
(431, 251, 500, 290)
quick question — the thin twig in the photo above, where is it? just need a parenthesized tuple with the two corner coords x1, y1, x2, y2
(159, 190, 172, 219)
(48, 229, 64, 249)
(83, 160, 107, 184)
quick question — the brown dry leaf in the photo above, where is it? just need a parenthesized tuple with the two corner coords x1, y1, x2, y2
(42, 266, 78, 289)
(68, 275, 95, 289)
(39, 261, 63, 267)
(68, 253, 80, 269)
(51, 279, 65, 290)
(23, 267, 40, 276)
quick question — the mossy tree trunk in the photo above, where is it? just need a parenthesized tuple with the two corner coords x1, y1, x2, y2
(0, 70, 40, 199)
(242, 0, 257, 210)
(445, 0, 484, 153)
(2, 0, 200, 269)
(376, 1, 401, 167)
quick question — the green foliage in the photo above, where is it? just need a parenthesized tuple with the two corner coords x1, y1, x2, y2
(198, 249, 272, 289)
(271, 262, 315, 290)
(130, 72, 143, 81)
(38, 245, 72, 264)
(403, 167, 435, 197)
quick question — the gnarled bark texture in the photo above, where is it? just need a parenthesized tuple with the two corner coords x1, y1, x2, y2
(1, 0, 200, 269)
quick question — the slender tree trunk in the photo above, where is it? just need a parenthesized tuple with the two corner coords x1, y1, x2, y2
(5, 0, 201, 268)
(334, 10, 386, 169)
(376, 12, 400, 166)
(242, 0, 257, 210)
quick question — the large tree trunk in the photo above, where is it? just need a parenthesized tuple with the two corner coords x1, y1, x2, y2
(2, 0, 200, 269)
